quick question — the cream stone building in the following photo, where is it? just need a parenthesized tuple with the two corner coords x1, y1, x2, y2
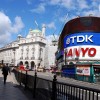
(0, 24, 46, 69)
(0, 24, 58, 70)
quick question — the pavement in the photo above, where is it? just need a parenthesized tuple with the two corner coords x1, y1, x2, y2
(1, 68, 99, 100)
(0, 69, 34, 100)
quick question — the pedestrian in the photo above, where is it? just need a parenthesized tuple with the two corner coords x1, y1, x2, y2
(2, 64, 11, 85)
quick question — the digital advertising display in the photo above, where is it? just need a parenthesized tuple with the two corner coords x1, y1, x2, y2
(64, 32, 100, 60)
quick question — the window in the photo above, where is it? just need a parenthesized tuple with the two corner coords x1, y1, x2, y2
(20, 57, 23, 60)
(26, 48, 29, 51)
(31, 56, 35, 60)
(21, 49, 23, 51)
(25, 57, 29, 60)
(40, 48, 43, 52)
(32, 48, 35, 51)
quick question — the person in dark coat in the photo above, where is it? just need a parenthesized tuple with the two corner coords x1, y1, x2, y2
(2, 64, 11, 85)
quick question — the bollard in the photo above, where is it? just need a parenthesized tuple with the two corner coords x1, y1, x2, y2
(25, 70, 28, 90)
(52, 74, 57, 100)
(33, 71, 37, 98)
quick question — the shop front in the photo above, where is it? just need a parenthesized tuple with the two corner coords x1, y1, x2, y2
(76, 62, 100, 83)
(93, 64, 100, 83)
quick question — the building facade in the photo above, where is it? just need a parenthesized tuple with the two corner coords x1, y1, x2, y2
(44, 41, 58, 69)
(0, 24, 46, 69)
(56, 16, 100, 67)
(0, 24, 58, 70)
(56, 16, 100, 83)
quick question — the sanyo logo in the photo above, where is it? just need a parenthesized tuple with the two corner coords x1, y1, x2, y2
(66, 35, 93, 44)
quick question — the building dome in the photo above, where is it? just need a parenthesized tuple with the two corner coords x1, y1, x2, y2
(26, 29, 42, 38)
(18, 34, 22, 37)
(31, 29, 41, 33)
(17, 34, 22, 40)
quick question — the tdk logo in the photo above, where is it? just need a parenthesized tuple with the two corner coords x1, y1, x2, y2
(66, 35, 93, 44)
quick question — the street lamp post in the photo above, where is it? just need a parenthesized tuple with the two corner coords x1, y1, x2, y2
(64, 50, 67, 65)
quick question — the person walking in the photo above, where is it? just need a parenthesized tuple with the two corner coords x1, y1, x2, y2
(2, 64, 11, 85)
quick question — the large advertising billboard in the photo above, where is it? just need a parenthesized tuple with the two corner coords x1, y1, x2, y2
(64, 32, 100, 60)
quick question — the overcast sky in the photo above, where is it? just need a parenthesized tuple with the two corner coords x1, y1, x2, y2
(0, 0, 100, 47)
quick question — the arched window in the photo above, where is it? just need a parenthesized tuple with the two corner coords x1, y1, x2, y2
(25, 61, 29, 65)
(20, 61, 23, 65)
(31, 61, 35, 69)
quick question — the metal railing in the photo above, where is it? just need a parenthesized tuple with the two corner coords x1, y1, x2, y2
(13, 69, 100, 100)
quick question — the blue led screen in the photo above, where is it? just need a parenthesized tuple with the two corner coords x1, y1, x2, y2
(64, 32, 100, 48)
